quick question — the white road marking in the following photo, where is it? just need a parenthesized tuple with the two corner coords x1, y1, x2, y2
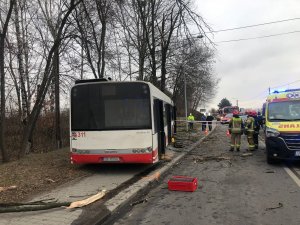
(284, 167, 300, 188)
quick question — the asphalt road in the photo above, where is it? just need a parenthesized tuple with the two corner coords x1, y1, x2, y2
(106, 124, 300, 225)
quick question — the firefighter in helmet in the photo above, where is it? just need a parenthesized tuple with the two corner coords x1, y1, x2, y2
(252, 110, 260, 149)
(245, 110, 256, 151)
(228, 110, 244, 151)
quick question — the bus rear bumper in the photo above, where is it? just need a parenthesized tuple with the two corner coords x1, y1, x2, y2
(70, 153, 154, 164)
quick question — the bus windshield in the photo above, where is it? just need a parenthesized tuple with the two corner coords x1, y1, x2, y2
(71, 82, 151, 131)
(268, 100, 300, 121)
(224, 107, 234, 114)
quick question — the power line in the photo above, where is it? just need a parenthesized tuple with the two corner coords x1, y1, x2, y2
(270, 79, 300, 89)
(216, 30, 300, 43)
(207, 17, 300, 33)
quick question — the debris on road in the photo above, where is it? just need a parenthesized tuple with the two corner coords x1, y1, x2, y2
(66, 190, 106, 209)
(45, 178, 56, 183)
(265, 202, 283, 211)
(174, 142, 183, 148)
(222, 161, 232, 168)
(265, 170, 275, 173)
(193, 155, 231, 163)
(241, 153, 253, 157)
(130, 198, 148, 206)
(143, 172, 161, 181)
(0, 185, 17, 193)
(0, 199, 70, 213)
(162, 152, 174, 162)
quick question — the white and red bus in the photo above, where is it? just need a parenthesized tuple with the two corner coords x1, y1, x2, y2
(219, 106, 239, 116)
(70, 79, 175, 164)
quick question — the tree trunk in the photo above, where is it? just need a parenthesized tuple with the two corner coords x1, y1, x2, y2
(14, 0, 28, 124)
(100, 21, 106, 78)
(0, 36, 9, 162)
(0, 0, 15, 163)
(150, 0, 157, 85)
(160, 47, 167, 91)
(18, 0, 82, 158)
(54, 47, 62, 149)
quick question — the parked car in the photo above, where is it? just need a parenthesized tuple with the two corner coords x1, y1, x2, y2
(221, 113, 233, 124)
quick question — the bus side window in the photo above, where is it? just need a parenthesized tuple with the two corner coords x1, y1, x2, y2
(154, 99, 165, 156)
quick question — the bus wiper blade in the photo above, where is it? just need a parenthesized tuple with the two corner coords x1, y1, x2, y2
(289, 118, 300, 121)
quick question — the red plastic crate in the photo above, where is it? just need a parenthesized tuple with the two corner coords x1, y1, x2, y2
(168, 176, 198, 192)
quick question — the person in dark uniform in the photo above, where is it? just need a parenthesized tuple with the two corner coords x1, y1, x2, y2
(252, 111, 260, 149)
(206, 114, 214, 131)
(201, 114, 207, 131)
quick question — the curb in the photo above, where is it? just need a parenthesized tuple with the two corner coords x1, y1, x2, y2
(92, 125, 217, 225)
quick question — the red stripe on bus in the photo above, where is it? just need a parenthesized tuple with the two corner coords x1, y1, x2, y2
(71, 153, 153, 164)
(270, 98, 289, 102)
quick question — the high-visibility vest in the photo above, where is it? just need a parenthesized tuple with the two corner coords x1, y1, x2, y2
(231, 117, 242, 134)
(188, 115, 195, 121)
(246, 117, 255, 134)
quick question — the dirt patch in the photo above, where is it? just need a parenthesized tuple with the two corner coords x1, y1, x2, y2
(0, 148, 90, 203)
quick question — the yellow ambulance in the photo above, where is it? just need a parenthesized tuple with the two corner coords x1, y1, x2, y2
(264, 89, 300, 164)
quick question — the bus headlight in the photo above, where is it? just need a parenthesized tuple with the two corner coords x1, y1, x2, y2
(265, 127, 280, 137)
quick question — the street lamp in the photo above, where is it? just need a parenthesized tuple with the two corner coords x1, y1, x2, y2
(232, 98, 239, 107)
(184, 67, 188, 131)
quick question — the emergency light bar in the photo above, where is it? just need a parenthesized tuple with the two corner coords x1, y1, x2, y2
(272, 88, 300, 94)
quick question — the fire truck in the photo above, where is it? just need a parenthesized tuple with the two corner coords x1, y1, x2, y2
(264, 89, 300, 164)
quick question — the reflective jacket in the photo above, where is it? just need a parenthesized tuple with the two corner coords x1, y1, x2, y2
(188, 115, 195, 121)
(245, 117, 255, 134)
(229, 116, 243, 134)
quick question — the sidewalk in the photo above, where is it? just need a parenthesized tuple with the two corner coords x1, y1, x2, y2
(0, 126, 216, 225)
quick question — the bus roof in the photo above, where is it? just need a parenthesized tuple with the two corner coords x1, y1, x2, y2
(72, 80, 173, 105)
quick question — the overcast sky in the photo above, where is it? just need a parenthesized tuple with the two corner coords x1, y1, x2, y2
(195, 0, 300, 110)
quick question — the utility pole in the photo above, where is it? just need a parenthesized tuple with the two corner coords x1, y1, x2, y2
(183, 67, 188, 131)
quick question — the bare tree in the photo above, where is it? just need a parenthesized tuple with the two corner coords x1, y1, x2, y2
(37, 0, 65, 149)
(73, 0, 114, 79)
(116, 0, 148, 81)
(0, 0, 16, 162)
(14, 0, 29, 124)
(170, 39, 217, 115)
(18, 0, 82, 158)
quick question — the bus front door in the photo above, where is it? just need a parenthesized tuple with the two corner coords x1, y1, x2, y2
(154, 99, 165, 158)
